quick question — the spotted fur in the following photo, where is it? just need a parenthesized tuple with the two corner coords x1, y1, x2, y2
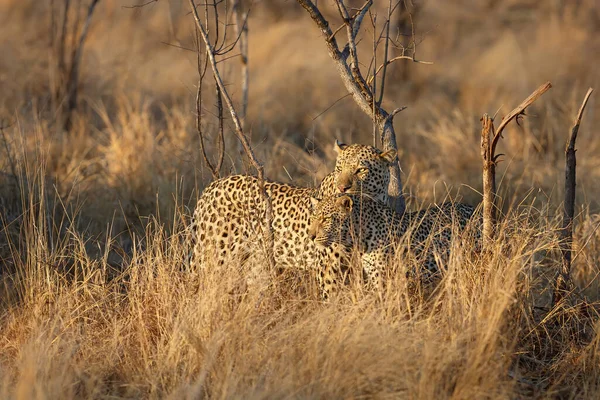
(309, 194, 478, 295)
(189, 142, 396, 298)
(333, 140, 397, 203)
(193, 175, 349, 293)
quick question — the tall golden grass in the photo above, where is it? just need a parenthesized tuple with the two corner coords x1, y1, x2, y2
(1, 0, 599, 398)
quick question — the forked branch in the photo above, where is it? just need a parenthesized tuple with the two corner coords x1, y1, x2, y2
(480, 82, 552, 249)
(297, 0, 408, 214)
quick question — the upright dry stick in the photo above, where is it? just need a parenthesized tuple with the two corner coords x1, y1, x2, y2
(554, 87, 594, 305)
(480, 114, 495, 248)
(479, 82, 552, 250)
(189, 0, 275, 269)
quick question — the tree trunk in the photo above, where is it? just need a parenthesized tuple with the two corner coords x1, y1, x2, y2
(380, 116, 405, 214)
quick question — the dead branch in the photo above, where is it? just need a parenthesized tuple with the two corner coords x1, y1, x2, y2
(195, 28, 222, 179)
(368, 55, 432, 86)
(480, 114, 495, 248)
(553, 87, 594, 306)
(232, 0, 249, 155)
(491, 82, 553, 158)
(214, 84, 225, 173)
(480, 82, 552, 249)
(189, 0, 275, 269)
(370, 11, 377, 145)
(376, 0, 391, 108)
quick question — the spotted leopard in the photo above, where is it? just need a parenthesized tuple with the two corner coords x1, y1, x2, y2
(189, 142, 401, 297)
(309, 194, 478, 295)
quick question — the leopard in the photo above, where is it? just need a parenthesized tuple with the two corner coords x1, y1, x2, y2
(308, 193, 478, 296)
(332, 140, 400, 208)
(189, 141, 400, 298)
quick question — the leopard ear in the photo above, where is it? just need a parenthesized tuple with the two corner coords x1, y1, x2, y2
(379, 149, 397, 164)
(334, 139, 348, 154)
(309, 196, 320, 208)
(336, 195, 353, 214)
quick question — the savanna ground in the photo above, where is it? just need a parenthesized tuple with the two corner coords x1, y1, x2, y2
(1, 0, 599, 398)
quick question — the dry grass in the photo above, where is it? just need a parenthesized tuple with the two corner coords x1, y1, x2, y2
(1, 0, 600, 398)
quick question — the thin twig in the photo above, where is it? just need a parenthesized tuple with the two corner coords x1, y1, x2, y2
(371, 11, 377, 146)
(160, 41, 197, 52)
(367, 54, 433, 85)
(122, 0, 158, 9)
(376, 0, 393, 107)
(312, 93, 352, 121)
(383, 106, 407, 126)
(232, 0, 249, 134)
(195, 28, 220, 179)
(215, 82, 225, 173)
(328, 23, 346, 42)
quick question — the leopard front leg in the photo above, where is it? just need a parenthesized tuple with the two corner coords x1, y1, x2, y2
(360, 248, 390, 292)
(314, 243, 349, 300)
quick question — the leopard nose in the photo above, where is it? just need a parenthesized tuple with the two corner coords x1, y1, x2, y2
(338, 183, 351, 192)
(309, 231, 316, 241)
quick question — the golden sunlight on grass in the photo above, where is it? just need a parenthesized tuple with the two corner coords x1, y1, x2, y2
(0, 0, 599, 398)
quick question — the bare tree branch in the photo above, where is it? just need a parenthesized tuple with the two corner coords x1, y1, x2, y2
(297, 0, 407, 214)
(370, 11, 377, 146)
(351, 1, 373, 39)
(232, 0, 249, 134)
(491, 81, 552, 158)
(336, 0, 373, 102)
(367, 55, 433, 86)
(195, 28, 221, 179)
(215, 83, 225, 172)
(122, 0, 158, 8)
(189, 0, 275, 269)
(376, 0, 392, 107)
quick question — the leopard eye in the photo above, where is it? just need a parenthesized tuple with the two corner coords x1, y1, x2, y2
(356, 166, 369, 174)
